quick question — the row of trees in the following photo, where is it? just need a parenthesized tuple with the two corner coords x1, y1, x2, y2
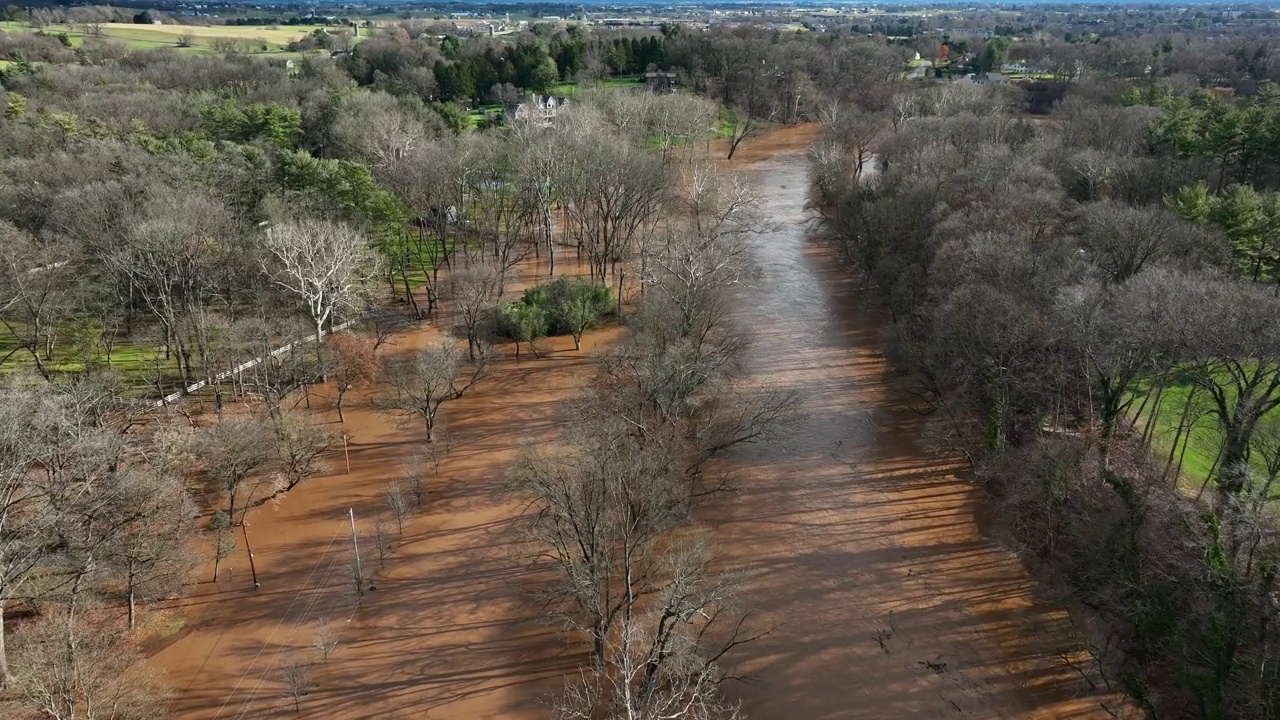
(513, 160, 797, 720)
(0, 364, 357, 716)
(812, 79, 1280, 719)
(330, 24, 906, 132)
(343, 31, 668, 104)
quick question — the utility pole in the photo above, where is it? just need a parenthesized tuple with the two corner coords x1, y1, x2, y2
(348, 507, 362, 587)
(242, 522, 260, 590)
(342, 433, 351, 474)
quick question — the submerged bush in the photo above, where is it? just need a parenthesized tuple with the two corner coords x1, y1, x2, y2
(495, 277, 613, 350)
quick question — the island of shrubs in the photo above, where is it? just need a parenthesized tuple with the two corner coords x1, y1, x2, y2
(495, 277, 614, 356)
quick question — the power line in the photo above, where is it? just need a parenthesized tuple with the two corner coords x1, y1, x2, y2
(211, 522, 346, 720)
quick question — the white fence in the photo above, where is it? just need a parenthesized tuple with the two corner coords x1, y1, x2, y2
(145, 319, 357, 409)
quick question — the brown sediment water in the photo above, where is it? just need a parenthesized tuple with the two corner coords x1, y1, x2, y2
(144, 125, 1124, 720)
(705, 131, 1123, 719)
(147, 257, 607, 720)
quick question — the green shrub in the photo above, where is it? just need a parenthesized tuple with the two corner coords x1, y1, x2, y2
(495, 277, 613, 350)
(495, 301, 547, 357)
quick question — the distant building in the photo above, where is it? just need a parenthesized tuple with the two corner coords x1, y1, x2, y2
(963, 72, 1009, 85)
(644, 71, 679, 94)
(504, 94, 568, 126)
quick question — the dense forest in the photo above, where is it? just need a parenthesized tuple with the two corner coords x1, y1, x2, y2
(813, 71, 1280, 720)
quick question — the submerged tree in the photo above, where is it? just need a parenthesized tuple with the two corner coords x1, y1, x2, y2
(376, 336, 486, 442)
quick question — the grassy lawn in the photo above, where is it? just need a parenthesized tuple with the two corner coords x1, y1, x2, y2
(1131, 378, 1279, 496)
(551, 74, 643, 97)
(0, 325, 184, 395)
(389, 237, 457, 290)
(0, 21, 345, 56)
(1133, 381, 1220, 492)
(467, 103, 502, 129)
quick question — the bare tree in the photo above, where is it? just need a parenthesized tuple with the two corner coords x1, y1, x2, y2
(0, 222, 73, 377)
(0, 382, 68, 683)
(281, 656, 312, 713)
(514, 421, 762, 718)
(467, 136, 536, 283)
(369, 516, 391, 568)
(553, 539, 758, 720)
(448, 265, 500, 363)
(384, 481, 410, 533)
(400, 453, 431, 507)
(270, 409, 336, 493)
(384, 141, 469, 316)
(376, 336, 486, 443)
(321, 331, 379, 423)
(1150, 270, 1280, 497)
(107, 195, 231, 389)
(816, 107, 885, 182)
(210, 510, 236, 583)
(713, 37, 782, 161)
(312, 619, 339, 663)
(261, 219, 382, 355)
(348, 547, 368, 601)
(512, 426, 689, 665)
(12, 612, 171, 720)
(1075, 201, 1225, 284)
(102, 468, 199, 630)
(558, 136, 667, 292)
(197, 415, 276, 524)
(232, 315, 322, 412)
(363, 302, 412, 351)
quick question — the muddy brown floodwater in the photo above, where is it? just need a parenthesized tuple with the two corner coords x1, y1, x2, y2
(142, 127, 1125, 720)
(706, 137, 1122, 719)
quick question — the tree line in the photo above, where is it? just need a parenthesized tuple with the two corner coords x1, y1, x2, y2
(812, 78, 1280, 720)
(511, 159, 797, 720)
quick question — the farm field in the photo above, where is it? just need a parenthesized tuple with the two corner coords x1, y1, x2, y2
(0, 21, 348, 55)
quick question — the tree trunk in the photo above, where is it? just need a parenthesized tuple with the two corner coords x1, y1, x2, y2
(401, 268, 420, 319)
(0, 598, 10, 684)
(1218, 426, 1252, 497)
(545, 208, 555, 277)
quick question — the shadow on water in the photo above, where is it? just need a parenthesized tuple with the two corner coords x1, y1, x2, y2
(702, 153, 1120, 720)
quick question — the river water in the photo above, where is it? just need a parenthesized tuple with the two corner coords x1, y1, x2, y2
(704, 150, 1117, 720)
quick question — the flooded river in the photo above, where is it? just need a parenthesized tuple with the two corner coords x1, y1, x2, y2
(705, 149, 1116, 720)
(147, 129, 1120, 720)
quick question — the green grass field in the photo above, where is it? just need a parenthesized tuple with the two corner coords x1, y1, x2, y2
(1132, 379, 1279, 496)
(0, 21, 345, 58)
(550, 75, 644, 97)
(1134, 381, 1220, 491)
(0, 324, 184, 395)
